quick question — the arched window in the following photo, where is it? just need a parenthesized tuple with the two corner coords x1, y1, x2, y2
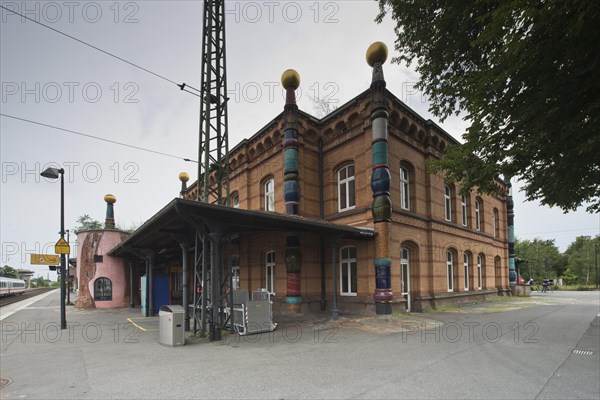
(444, 185, 453, 222)
(340, 246, 357, 295)
(446, 250, 454, 292)
(494, 256, 502, 289)
(461, 194, 470, 227)
(400, 247, 410, 295)
(477, 254, 484, 290)
(263, 177, 275, 211)
(231, 192, 240, 209)
(400, 165, 410, 210)
(338, 164, 356, 212)
(493, 208, 499, 238)
(475, 198, 482, 231)
(463, 252, 470, 291)
(265, 251, 276, 295)
(94, 277, 112, 301)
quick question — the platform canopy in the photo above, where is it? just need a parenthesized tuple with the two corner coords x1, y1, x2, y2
(108, 198, 375, 258)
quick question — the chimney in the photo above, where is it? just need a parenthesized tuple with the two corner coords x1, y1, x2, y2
(104, 194, 116, 229)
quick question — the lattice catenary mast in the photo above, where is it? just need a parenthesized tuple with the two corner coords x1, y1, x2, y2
(197, 0, 229, 205)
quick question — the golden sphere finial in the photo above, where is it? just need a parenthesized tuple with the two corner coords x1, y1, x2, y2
(366, 42, 388, 67)
(281, 69, 301, 90)
(179, 172, 190, 182)
(104, 194, 116, 204)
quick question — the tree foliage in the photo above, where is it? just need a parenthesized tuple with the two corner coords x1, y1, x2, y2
(377, 0, 600, 212)
(514, 238, 565, 280)
(74, 214, 102, 233)
(0, 265, 19, 278)
(563, 235, 599, 285)
(32, 276, 48, 288)
(309, 95, 339, 118)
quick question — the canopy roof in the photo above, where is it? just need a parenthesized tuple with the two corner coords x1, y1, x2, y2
(109, 198, 375, 258)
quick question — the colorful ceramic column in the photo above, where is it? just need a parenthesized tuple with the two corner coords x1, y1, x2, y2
(281, 69, 302, 313)
(179, 172, 190, 198)
(367, 42, 393, 314)
(104, 194, 116, 229)
(507, 179, 517, 285)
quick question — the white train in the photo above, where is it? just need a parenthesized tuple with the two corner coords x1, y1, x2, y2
(0, 277, 27, 297)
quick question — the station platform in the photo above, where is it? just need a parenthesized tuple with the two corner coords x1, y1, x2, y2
(0, 290, 439, 399)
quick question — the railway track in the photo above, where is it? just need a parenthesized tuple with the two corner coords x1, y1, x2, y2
(0, 288, 56, 308)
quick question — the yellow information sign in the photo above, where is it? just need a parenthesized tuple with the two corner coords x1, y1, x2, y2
(55, 237, 70, 255)
(31, 253, 60, 265)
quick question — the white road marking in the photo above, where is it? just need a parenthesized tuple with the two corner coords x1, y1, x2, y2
(0, 290, 58, 321)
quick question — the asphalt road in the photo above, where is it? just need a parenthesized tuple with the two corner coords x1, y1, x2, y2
(0, 290, 598, 399)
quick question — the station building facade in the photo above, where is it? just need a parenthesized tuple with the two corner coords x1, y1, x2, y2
(84, 45, 510, 317)
(182, 87, 510, 313)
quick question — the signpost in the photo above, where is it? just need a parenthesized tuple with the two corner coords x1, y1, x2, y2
(31, 254, 60, 265)
(55, 237, 70, 255)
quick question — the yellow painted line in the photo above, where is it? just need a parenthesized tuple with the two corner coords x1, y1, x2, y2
(127, 317, 158, 332)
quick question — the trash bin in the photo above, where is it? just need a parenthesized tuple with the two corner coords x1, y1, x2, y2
(159, 305, 185, 346)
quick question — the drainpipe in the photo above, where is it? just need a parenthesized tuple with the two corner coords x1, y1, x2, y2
(318, 138, 326, 311)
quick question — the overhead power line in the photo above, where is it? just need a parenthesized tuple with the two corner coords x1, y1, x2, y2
(0, 113, 198, 163)
(519, 227, 599, 236)
(0, 4, 200, 95)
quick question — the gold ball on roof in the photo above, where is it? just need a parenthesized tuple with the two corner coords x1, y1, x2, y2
(179, 172, 190, 182)
(281, 69, 301, 90)
(366, 42, 388, 67)
(104, 194, 116, 204)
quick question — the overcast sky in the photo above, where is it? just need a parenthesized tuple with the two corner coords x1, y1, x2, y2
(1, 1, 598, 279)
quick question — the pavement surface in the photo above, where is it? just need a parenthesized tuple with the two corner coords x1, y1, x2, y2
(1, 290, 598, 399)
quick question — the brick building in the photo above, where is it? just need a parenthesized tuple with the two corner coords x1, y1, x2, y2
(108, 43, 510, 321)
(180, 66, 509, 314)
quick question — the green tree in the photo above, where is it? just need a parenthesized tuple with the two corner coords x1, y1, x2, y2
(33, 276, 47, 287)
(376, 1, 600, 212)
(564, 236, 599, 285)
(0, 265, 19, 278)
(74, 214, 102, 233)
(514, 238, 562, 281)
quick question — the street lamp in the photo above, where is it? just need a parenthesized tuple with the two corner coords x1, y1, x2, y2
(41, 167, 67, 330)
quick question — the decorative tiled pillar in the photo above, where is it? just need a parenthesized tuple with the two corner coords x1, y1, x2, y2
(367, 42, 393, 315)
(104, 194, 116, 229)
(281, 69, 302, 313)
(179, 172, 189, 198)
(507, 180, 517, 285)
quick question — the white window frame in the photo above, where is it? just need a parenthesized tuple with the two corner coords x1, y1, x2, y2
(400, 166, 410, 210)
(340, 246, 357, 296)
(265, 251, 275, 295)
(232, 193, 240, 209)
(444, 185, 452, 221)
(477, 254, 483, 290)
(475, 199, 481, 231)
(401, 247, 409, 295)
(338, 164, 356, 212)
(232, 255, 240, 290)
(461, 195, 468, 226)
(264, 178, 275, 211)
(447, 250, 454, 292)
(493, 208, 499, 238)
(463, 253, 470, 291)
